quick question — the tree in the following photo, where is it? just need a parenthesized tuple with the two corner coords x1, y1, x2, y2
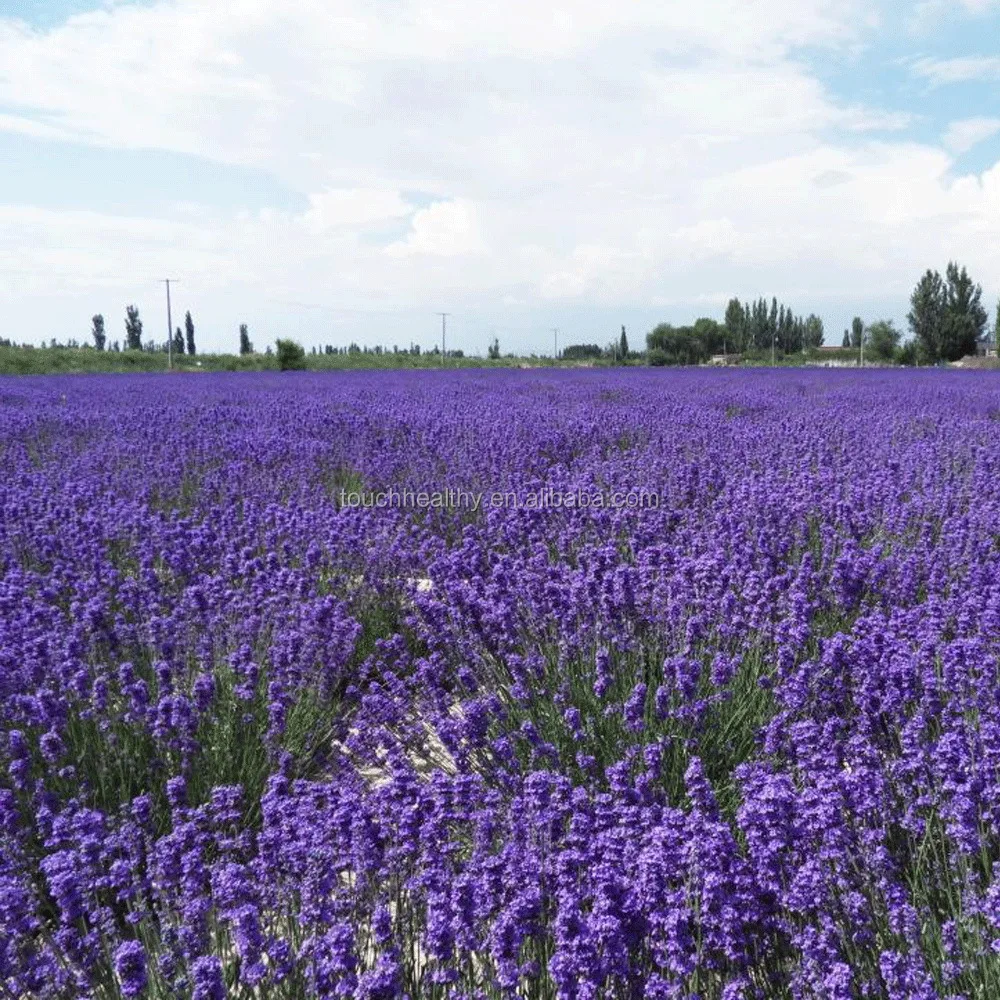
(487, 337, 500, 360)
(619, 325, 629, 360)
(850, 317, 865, 349)
(184, 311, 196, 356)
(646, 323, 711, 366)
(276, 338, 306, 370)
(905, 264, 986, 363)
(563, 344, 603, 360)
(724, 298, 746, 353)
(779, 305, 797, 352)
(941, 262, 988, 360)
(803, 315, 824, 350)
(756, 298, 773, 350)
(125, 305, 143, 350)
(692, 318, 725, 355)
(841, 329, 850, 348)
(908, 269, 947, 362)
(173, 326, 185, 356)
(239, 324, 253, 355)
(91, 314, 106, 351)
(867, 319, 901, 361)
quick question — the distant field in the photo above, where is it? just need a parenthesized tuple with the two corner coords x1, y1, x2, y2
(4, 368, 1000, 998)
(0, 344, 587, 375)
(0, 342, 916, 375)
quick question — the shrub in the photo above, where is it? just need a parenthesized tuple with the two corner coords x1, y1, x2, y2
(276, 338, 306, 371)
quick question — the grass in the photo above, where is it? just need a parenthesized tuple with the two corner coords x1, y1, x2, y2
(0, 342, 912, 375)
(0, 344, 630, 376)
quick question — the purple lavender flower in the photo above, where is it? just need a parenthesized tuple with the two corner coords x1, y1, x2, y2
(113, 940, 147, 998)
(190, 955, 226, 1000)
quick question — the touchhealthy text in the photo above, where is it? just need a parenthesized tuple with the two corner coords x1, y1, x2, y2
(338, 487, 660, 511)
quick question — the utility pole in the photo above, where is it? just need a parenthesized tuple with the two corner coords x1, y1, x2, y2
(162, 279, 177, 371)
(552, 327, 559, 361)
(860, 327, 865, 369)
(437, 312, 450, 366)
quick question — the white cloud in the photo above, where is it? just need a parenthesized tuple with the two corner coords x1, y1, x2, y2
(0, 112, 82, 141)
(943, 117, 1000, 154)
(385, 199, 484, 257)
(0, 0, 873, 181)
(910, 54, 1000, 85)
(302, 189, 413, 233)
(1, 0, 999, 349)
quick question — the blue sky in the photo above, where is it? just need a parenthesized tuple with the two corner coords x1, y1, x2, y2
(1, 0, 1000, 354)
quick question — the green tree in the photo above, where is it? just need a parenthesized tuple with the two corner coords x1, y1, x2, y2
(803, 315, 824, 350)
(897, 340, 918, 366)
(124, 305, 143, 350)
(276, 338, 306, 370)
(908, 269, 947, 362)
(850, 316, 865, 349)
(841, 329, 850, 348)
(646, 323, 711, 365)
(692, 317, 725, 355)
(487, 337, 500, 360)
(748, 299, 765, 351)
(91, 314, 106, 351)
(619, 325, 629, 360)
(941, 261, 988, 360)
(239, 324, 253, 355)
(184, 311, 196, 356)
(172, 326, 185, 356)
(562, 344, 603, 360)
(724, 298, 746, 353)
(867, 319, 901, 361)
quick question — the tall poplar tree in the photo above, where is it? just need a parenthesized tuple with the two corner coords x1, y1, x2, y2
(124, 305, 143, 350)
(91, 314, 106, 351)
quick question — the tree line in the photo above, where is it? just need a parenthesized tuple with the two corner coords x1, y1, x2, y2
(9, 262, 999, 367)
(642, 300, 824, 366)
(642, 262, 997, 366)
(83, 306, 198, 356)
(560, 327, 631, 363)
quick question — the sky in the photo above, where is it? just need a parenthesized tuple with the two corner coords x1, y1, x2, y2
(1, 1, 1000, 355)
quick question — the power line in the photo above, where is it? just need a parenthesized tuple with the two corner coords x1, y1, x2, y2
(162, 279, 178, 371)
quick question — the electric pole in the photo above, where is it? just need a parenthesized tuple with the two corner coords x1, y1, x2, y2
(437, 312, 450, 367)
(162, 279, 178, 371)
(552, 327, 559, 361)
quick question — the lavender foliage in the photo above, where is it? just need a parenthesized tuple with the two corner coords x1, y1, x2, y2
(2, 368, 1000, 998)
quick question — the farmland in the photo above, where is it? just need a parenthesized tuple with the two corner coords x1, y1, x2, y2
(3, 368, 1000, 999)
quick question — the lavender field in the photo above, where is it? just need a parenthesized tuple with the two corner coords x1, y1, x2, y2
(4, 369, 1000, 1000)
